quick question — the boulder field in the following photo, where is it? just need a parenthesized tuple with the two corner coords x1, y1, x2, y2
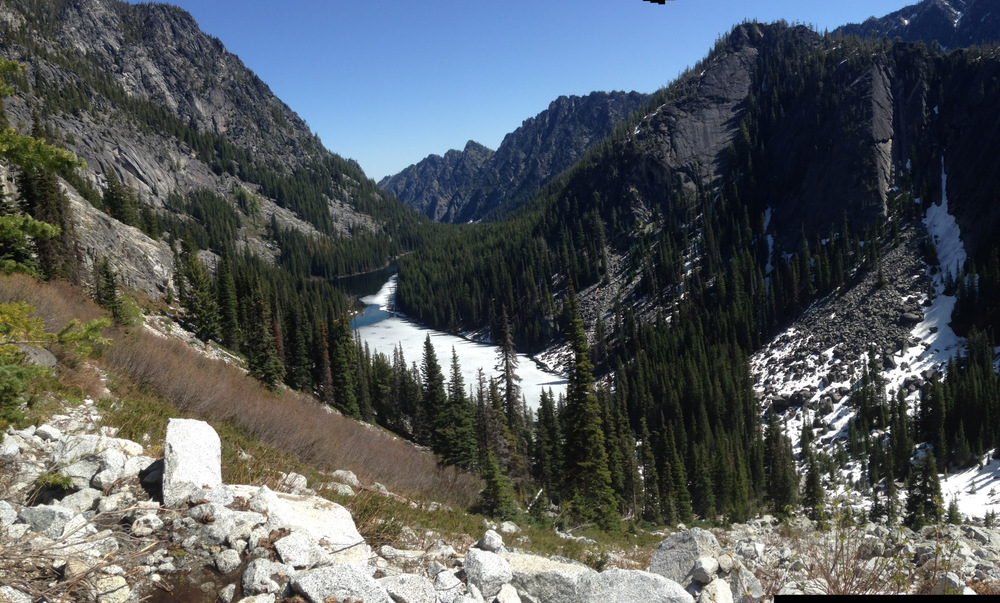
(1, 400, 998, 601)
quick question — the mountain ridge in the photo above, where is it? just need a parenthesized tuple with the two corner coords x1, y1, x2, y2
(380, 90, 650, 223)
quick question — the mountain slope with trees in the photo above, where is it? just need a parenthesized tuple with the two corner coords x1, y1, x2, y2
(395, 17, 1000, 528)
(837, 0, 1000, 49)
(380, 91, 650, 223)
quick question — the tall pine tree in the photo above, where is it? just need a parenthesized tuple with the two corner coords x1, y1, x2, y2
(561, 287, 620, 531)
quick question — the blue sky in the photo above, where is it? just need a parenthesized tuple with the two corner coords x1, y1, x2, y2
(141, 0, 910, 182)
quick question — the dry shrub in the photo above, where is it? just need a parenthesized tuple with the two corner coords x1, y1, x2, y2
(0, 273, 104, 331)
(104, 327, 482, 507)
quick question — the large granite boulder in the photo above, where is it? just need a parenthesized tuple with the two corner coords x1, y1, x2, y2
(649, 528, 722, 587)
(162, 418, 222, 508)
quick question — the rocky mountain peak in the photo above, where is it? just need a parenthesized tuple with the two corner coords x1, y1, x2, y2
(382, 89, 650, 223)
(837, 0, 998, 49)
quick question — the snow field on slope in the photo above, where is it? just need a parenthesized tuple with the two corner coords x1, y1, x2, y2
(750, 155, 1000, 520)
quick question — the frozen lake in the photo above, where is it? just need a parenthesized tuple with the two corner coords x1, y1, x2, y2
(352, 275, 566, 412)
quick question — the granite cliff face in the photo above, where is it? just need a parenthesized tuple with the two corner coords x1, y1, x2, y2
(380, 91, 650, 223)
(0, 0, 397, 296)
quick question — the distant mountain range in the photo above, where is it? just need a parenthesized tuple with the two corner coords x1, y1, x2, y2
(836, 0, 999, 49)
(379, 91, 649, 223)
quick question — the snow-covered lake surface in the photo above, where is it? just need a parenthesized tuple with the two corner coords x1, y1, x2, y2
(353, 275, 567, 412)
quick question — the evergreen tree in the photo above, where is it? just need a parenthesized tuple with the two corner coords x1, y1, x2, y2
(420, 334, 447, 450)
(561, 287, 620, 531)
(246, 283, 284, 390)
(533, 388, 563, 505)
(474, 449, 516, 520)
(283, 301, 312, 391)
(314, 322, 335, 407)
(92, 256, 123, 323)
(668, 428, 693, 524)
(639, 418, 662, 524)
(178, 236, 219, 341)
(440, 348, 478, 470)
(17, 160, 77, 282)
(102, 170, 140, 228)
(764, 412, 798, 515)
(0, 63, 78, 278)
(329, 315, 360, 418)
(802, 449, 825, 520)
(215, 250, 241, 349)
(905, 451, 942, 530)
(496, 306, 529, 485)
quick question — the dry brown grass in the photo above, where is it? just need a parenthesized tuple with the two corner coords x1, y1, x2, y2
(0, 273, 104, 330)
(103, 327, 481, 507)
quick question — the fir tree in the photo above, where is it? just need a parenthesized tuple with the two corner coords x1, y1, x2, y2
(420, 334, 447, 450)
(246, 283, 284, 390)
(474, 449, 516, 520)
(92, 256, 123, 323)
(329, 315, 360, 418)
(533, 388, 562, 505)
(764, 412, 798, 515)
(639, 418, 662, 524)
(561, 287, 620, 531)
(215, 250, 241, 349)
(905, 451, 942, 530)
(102, 170, 140, 228)
(440, 347, 478, 470)
(802, 449, 825, 520)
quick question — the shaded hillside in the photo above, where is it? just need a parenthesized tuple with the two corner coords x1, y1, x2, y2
(837, 0, 1000, 49)
(380, 91, 650, 223)
(0, 0, 428, 294)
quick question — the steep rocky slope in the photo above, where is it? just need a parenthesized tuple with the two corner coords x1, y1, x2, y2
(0, 0, 407, 296)
(380, 91, 649, 223)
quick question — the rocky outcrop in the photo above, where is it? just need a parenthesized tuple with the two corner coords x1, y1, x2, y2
(5, 403, 1000, 600)
(1, 409, 702, 603)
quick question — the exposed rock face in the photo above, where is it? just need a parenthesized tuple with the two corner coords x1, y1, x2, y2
(0, 0, 393, 297)
(381, 91, 650, 223)
(162, 417, 222, 508)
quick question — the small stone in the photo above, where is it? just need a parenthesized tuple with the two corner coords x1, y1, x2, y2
(329, 470, 360, 488)
(35, 424, 62, 441)
(91, 575, 129, 603)
(218, 584, 236, 603)
(464, 547, 512, 600)
(698, 579, 733, 603)
(61, 488, 102, 514)
(692, 557, 719, 585)
(131, 514, 164, 537)
(932, 572, 965, 596)
(0, 501, 17, 526)
(215, 549, 242, 574)
(291, 564, 392, 603)
(495, 583, 522, 603)
(378, 574, 436, 603)
(242, 559, 294, 595)
(477, 529, 506, 553)
(0, 586, 32, 603)
(499, 521, 520, 534)
(325, 482, 355, 497)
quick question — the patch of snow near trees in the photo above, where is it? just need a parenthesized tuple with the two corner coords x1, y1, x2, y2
(356, 277, 566, 412)
(750, 156, 1000, 521)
